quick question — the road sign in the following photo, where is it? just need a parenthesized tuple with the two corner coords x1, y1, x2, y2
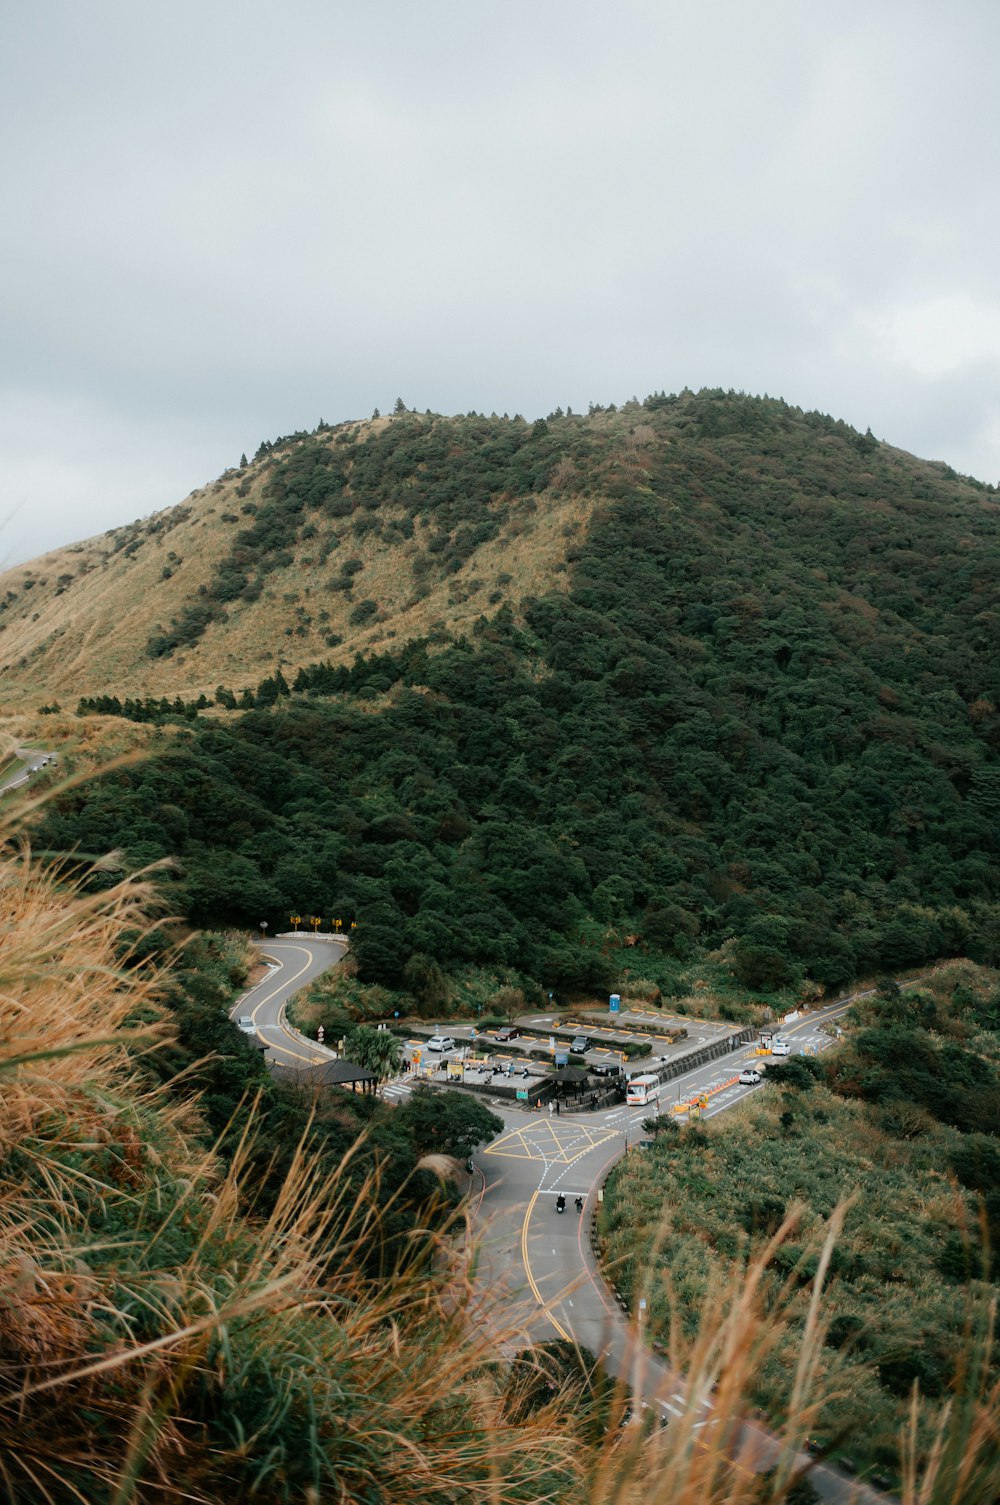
(412, 1049, 421, 1065)
(515, 1088, 529, 1100)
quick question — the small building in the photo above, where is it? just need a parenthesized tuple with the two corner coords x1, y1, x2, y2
(283, 1058, 379, 1095)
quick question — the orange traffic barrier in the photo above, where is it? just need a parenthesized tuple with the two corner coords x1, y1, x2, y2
(672, 1076, 740, 1115)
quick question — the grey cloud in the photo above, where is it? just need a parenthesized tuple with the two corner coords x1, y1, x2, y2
(2, 0, 998, 564)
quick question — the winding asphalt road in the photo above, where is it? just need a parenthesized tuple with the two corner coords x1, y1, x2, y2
(0, 746, 54, 795)
(235, 940, 901, 1501)
(229, 934, 348, 1067)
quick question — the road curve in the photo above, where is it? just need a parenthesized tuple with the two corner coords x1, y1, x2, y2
(229, 936, 348, 1067)
(0, 746, 53, 796)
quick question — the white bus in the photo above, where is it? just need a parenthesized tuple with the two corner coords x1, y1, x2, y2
(625, 1073, 660, 1106)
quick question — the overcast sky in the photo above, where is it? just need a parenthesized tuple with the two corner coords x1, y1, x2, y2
(2, 1, 998, 565)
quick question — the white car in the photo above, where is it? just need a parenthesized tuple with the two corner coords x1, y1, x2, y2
(738, 1068, 761, 1085)
(237, 1015, 256, 1034)
(770, 1038, 790, 1056)
(425, 1034, 456, 1053)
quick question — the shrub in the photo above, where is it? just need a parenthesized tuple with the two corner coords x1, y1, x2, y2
(349, 598, 379, 625)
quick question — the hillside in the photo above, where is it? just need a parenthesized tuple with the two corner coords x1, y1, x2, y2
(29, 390, 1000, 1001)
(3, 392, 998, 709)
(0, 409, 598, 704)
(4, 798, 944, 1505)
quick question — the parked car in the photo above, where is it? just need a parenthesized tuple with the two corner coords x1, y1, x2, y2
(770, 1038, 791, 1056)
(570, 1035, 590, 1053)
(425, 1034, 456, 1053)
(237, 1016, 256, 1034)
(738, 1068, 761, 1085)
(495, 1026, 519, 1041)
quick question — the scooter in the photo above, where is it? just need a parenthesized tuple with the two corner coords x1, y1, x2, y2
(555, 1194, 566, 1214)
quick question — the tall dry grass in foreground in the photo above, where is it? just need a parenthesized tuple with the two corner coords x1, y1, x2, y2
(0, 826, 578, 1503)
(1, 803, 999, 1503)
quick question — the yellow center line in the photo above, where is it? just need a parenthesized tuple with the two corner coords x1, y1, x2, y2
(244, 946, 315, 1025)
(237, 943, 344, 1066)
(520, 1189, 572, 1343)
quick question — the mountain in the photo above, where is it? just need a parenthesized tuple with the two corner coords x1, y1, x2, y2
(11, 393, 1000, 1501)
(28, 391, 1000, 1000)
(6, 392, 996, 710)
(0, 409, 597, 704)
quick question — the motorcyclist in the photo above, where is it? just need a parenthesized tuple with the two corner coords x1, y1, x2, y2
(555, 1193, 566, 1213)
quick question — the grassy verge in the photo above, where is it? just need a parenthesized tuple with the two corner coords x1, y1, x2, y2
(599, 966, 1000, 1487)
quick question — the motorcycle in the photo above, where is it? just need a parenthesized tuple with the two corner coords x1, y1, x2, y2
(555, 1194, 566, 1214)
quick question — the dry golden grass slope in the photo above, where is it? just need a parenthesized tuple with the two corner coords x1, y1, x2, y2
(0, 413, 596, 709)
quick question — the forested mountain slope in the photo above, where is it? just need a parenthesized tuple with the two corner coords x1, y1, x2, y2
(32, 392, 1000, 998)
(4, 391, 998, 708)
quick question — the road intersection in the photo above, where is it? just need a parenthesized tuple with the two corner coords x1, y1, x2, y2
(232, 939, 902, 1501)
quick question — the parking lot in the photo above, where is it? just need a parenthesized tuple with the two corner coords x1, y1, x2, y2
(402, 1008, 739, 1084)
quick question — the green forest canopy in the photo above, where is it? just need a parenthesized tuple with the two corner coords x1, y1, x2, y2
(42, 391, 1000, 1000)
